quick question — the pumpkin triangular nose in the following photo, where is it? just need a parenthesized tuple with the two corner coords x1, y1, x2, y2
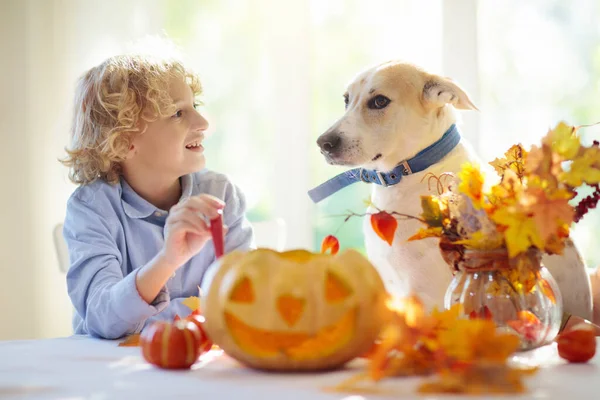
(277, 295, 305, 327)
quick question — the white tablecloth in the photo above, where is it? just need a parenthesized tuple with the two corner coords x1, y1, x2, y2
(0, 335, 599, 399)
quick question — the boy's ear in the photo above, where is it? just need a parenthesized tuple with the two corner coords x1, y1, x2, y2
(125, 143, 136, 160)
(422, 75, 478, 111)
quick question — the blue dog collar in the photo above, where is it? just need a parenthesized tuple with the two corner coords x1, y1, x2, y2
(307, 124, 461, 203)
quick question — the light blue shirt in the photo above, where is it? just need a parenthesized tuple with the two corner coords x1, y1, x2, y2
(63, 170, 254, 339)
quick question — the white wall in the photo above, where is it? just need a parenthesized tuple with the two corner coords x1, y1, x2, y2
(0, 0, 162, 340)
(0, 0, 39, 340)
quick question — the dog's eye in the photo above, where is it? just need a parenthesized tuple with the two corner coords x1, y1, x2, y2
(343, 95, 349, 109)
(368, 95, 391, 110)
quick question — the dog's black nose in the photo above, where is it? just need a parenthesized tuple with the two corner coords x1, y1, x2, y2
(317, 133, 341, 153)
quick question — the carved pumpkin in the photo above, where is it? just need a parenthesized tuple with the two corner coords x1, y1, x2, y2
(140, 320, 202, 369)
(200, 248, 389, 371)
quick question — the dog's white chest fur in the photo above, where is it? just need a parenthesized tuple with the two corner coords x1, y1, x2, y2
(363, 142, 477, 309)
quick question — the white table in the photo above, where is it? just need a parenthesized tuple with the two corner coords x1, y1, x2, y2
(0, 336, 599, 399)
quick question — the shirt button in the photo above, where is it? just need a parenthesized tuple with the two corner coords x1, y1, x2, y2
(154, 211, 165, 217)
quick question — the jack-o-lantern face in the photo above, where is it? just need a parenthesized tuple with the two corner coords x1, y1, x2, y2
(201, 249, 389, 371)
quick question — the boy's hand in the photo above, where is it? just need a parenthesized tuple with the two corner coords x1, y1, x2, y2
(161, 194, 227, 269)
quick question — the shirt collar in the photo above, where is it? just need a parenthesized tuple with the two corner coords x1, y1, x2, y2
(121, 174, 194, 219)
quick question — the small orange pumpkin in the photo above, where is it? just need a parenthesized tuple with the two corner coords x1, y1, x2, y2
(557, 323, 596, 363)
(140, 320, 202, 369)
(200, 248, 389, 371)
(174, 312, 213, 353)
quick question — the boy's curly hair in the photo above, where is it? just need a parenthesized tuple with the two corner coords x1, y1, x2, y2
(61, 53, 202, 185)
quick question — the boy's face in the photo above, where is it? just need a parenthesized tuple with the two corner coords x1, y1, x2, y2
(127, 77, 209, 181)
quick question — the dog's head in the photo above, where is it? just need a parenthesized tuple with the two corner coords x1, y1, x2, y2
(316, 61, 477, 171)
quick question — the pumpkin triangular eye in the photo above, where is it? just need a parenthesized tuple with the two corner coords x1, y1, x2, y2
(229, 276, 255, 303)
(325, 271, 352, 303)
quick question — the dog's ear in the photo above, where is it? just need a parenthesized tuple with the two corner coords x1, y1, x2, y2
(423, 76, 478, 111)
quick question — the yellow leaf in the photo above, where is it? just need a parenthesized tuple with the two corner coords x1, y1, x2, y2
(489, 144, 527, 178)
(457, 163, 485, 209)
(524, 144, 561, 189)
(453, 231, 504, 250)
(420, 196, 446, 227)
(560, 146, 600, 186)
(491, 208, 544, 257)
(182, 296, 200, 312)
(488, 169, 522, 210)
(408, 227, 443, 241)
(438, 318, 520, 363)
(544, 121, 581, 160)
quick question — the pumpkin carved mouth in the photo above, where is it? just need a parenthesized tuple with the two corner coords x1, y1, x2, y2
(224, 307, 357, 359)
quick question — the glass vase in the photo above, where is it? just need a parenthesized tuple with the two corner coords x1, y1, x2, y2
(443, 248, 563, 351)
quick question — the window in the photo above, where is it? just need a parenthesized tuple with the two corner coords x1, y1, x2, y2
(478, 0, 600, 267)
(80, 0, 599, 265)
(160, 0, 443, 252)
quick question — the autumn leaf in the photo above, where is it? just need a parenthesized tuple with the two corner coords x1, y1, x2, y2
(491, 207, 544, 258)
(321, 234, 340, 255)
(488, 169, 522, 209)
(408, 227, 443, 241)
(430, 303, 463, 332)
(520, 187, 574, 241)
(118, 334, 140, 347)
(539, 278, 557, 304)
(182, 296, 201, 313)
(453, 231, 504, 251)
(468, 305, 493, 320)
(457, 163, 485, 209)
(544, 121, 581, 160)
(544, 232, 568, 255)
(418, 364, 537, 395)
(508, 311, 542, 343)
(440, 318, 521, 364)
(370, 211, 398, 245)
(524, 144, 562, 189)
(489, 144, 527, 178)
(560, 146, 600, 186)
(420, 196, 445, 227)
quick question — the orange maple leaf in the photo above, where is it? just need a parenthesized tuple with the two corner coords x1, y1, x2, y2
(507, 311, 542, 343)
(370, 211, 397, 245)
(468, 305, 493, 320)
(321, 234, 340, 255)
(525, 144, 562, 188)
(520, 187, 574, 242)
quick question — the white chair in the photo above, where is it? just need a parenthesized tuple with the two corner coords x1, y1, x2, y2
(251, 218, 287, 251)
(53, 223, 70, 273)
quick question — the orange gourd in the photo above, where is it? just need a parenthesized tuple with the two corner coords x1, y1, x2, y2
(140, 320, 202, 369)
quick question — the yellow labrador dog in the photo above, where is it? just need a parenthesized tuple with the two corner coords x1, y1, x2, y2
(310, 60, 593, 323)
